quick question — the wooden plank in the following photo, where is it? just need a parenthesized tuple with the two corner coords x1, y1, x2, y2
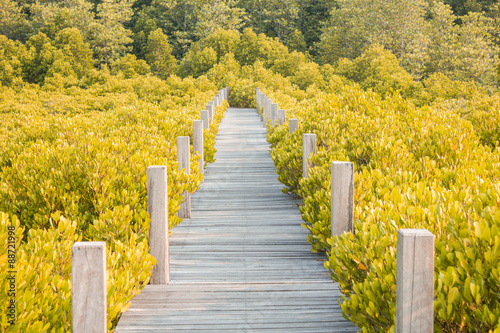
(115, 107, 359, 332)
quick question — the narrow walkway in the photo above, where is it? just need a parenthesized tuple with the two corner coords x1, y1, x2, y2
(115, 108, 359, 332)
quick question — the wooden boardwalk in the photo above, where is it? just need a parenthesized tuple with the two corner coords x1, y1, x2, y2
(115, 108, 359, 332)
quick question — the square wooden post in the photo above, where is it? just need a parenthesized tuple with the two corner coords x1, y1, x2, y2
(193, 120, 204, 175)
(72, 242, 106, 333)
(396, 229, 435, 333)
(177, 136, 191, 219)
(289, 119, 298, 134)
(206, 102, 214, 122)
(201, 110, 210, 129)
(271, 103, 278, 127)
(302, 133, 316, 178)
(331, 162, 354, 237)
(147, 165, 170, 284)
(264, 98, 272, 128)
(278, 109, 286, 126)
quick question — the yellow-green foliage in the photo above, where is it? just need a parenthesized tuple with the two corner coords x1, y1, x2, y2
(0, 213, 156, 332)
(0, 71, 225, 331)
(266, 84, 500, 332)
(335, 45, 420, 98)
(429, 88, 500, 149)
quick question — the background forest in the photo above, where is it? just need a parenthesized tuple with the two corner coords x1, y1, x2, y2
(1, 0, 500, 332)
(1, 0, 500, 87)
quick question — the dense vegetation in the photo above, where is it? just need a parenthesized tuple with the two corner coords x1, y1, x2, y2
(1, 0, 499, 331)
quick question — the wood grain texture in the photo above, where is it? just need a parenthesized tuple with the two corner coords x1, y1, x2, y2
(201, 110, 210, 129)
(256, 88, 261, 110)
(331, 162, 354, 237)
(302, 133, 316, 178)
(177, 136, 191, 219)
(278, 109, 286, 126)
(289, 119, 299, 134)
(264, 99, 272, 128)
(206, 104, 214, 122)
(116, 108, 359, 333)
(193, 120, 204, 175)
(271, 103, 278, 127)
(71, 242, 106, 333)
(147, 166, 170, 284)
(396, 229, 435, 333)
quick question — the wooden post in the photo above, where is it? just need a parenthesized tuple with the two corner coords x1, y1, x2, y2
(271, 103, 278, 127)
(256, 88, 261, 111)
(264, 98, 272, 128)
(177, 136, 191, 219)
(72, 242, 106, 333)
(213, 96, 219, 107)
(302, 133, 316, 178)
(206, 103, 214, 122)
(201, 110, 209, 129)
(278, 109, 286, 126)
(260, 95, 266, 119)
(193, 120, 204, 175)
(330, 162, 354, 237)
(396, 229, 435, 333)
(226, 87, 230, 105)
(147, 166, 170, 284)
(289, 119, 298, 134)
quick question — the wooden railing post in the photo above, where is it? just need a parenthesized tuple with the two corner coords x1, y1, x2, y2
(271, 103, 278, 127)
(206, 102, 214, 122)
(278, 109, 286, 126)
(260, 95, 267, 120)
(330, 162, 354, 236)
(396, 229, 434, 332)
(262, 96, 267, 125)
(302, 133, 316, 178)
(289, 119, 299, 134)
(72, 242, 106, 333)
(177, 136, 191, 218)
(213, 95, 219, 107)
(147, 165, 170, 284)
(264, 98, 272, 128)
(256, 88, 261, 111)
(201, 110, 209, 129)
(193, 120, 204, 175)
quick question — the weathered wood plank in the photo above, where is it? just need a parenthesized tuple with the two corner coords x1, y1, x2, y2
(115, 108, 358, 332)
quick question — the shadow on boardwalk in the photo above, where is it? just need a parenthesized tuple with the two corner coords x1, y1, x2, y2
(115, 108, 359, 332)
